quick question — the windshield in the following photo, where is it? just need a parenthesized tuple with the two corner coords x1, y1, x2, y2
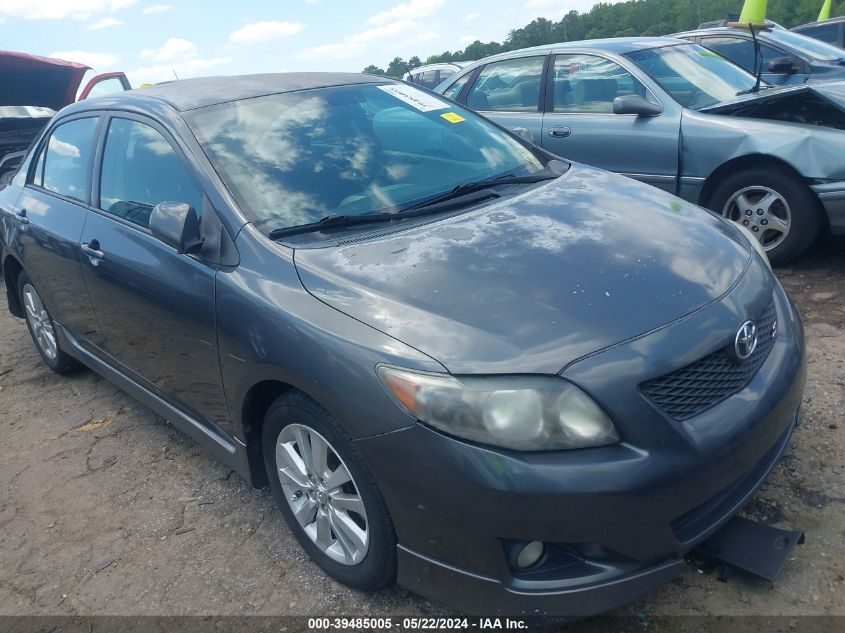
(626, 43, 759, 109)
(186, 83, 545, 234)
(765, 29, 845, 61)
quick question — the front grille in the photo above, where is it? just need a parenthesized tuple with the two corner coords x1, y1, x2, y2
(641, 299, 777, 421)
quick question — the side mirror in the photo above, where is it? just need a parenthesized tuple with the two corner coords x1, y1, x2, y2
(613, 95, 662, 116)
(767, 57, 796, 74)
(150, 202, 203, 254)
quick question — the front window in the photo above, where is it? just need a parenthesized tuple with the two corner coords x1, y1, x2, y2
(552, 54, 656, 113)
(99, 118, 203, 228)
(793, 23, 840, 45)
(626, 43, 758, 109)
(700, 36, 791, 74)
(186, 82, 545, 235)
(766, 29, 844, 61)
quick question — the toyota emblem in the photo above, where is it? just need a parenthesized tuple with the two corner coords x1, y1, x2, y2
(734, 320, 759, 361)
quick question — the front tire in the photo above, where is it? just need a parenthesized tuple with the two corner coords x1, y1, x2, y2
(18, 271, 79, 374)
(707, 165, 823, 266)
(262, 391, 397, 590)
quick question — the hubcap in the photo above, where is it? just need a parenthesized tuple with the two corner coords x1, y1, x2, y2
(22, 284, 58, 361)
(275, 423, 369, 565)
(722, 186, 791, 251)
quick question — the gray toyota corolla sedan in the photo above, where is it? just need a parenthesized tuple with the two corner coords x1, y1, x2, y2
(0, 74, 805, 617)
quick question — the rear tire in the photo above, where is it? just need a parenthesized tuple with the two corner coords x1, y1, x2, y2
(707, 165, 823, 266)
(17, 271, 79, 374)
(262, 391, 397, 590)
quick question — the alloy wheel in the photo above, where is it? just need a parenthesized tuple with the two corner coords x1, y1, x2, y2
(275, 423, 369, 565)
(22, 283, 58, 361)
(721, 185, 791, 251)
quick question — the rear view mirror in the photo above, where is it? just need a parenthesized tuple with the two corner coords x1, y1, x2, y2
(613, 95, 662, 116)
(150, 202, 203, 254)
(767, 57, 796, 74)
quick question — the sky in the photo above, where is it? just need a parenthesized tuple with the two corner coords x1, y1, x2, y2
(0, 0, 620, 87)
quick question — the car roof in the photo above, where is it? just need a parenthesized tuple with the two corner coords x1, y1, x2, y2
(68, 72, 391, 113)
(674, 26, 784, 40)
(792, 16, 845, 29)
(407, 62, 465, 72)
(463, 37, 689, 64)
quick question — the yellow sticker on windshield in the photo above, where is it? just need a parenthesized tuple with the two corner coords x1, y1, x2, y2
(441, 112, 465, 124)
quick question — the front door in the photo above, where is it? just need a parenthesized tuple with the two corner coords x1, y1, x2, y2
(79, 114, 229, 430)
(461, 55, 547, 145)
(540, 53, 680, 194)
(15, 115, 102, 342)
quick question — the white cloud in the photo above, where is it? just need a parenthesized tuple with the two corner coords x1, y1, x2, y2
(0, 0, 137, 20)
(49, 50, 120, 69)
(458, 35, 478, 46)
(142, 3, 172, 14)
(128, 56, 232, 85)
(299, 18, 419, 59)
(88, 16, 122, 29)
(229, 20, 305, 44)
(140, 38, 198, 62)
(465, 12, 480, 21)
(368, 0, 444, 25)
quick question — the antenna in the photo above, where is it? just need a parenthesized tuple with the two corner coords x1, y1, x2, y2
(172, 69, 179, 81)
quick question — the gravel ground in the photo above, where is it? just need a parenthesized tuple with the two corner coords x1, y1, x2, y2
(0, 237, 843, 628)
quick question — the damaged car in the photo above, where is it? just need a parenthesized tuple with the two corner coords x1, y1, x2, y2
(674, 25, 845, 85)
(436, 38, 845, 264)
(0, 73, 806, 617)
(0, 51, 130, 182)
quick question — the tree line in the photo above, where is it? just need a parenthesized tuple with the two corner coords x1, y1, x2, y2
(362, 0, 844, 77)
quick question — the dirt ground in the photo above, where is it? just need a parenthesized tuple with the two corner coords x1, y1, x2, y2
(0, 237, 843, 628)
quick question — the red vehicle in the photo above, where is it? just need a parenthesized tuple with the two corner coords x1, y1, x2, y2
(0, 51, 130, 180)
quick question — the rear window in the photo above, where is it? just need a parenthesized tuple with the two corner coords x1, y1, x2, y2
(34, 117, 98, 202)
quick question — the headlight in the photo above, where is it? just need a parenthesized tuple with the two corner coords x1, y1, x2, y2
(377, 366, 619, 451)
(736, 224, 772, 271)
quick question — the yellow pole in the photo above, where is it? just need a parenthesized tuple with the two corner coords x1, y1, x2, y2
(738, 0, 768, 24)
(818, 0, 832, 21)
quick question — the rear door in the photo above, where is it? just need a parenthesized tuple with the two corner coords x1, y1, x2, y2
(540, 53, 680, 193)
(460, 55, 547, 144)
(14, 115, 102, 342)
(79, 113, 230, 431)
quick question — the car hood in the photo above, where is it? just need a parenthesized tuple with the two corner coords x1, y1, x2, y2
(0, 51, 89, 111)
(294, 166, 751, 374)
(701, 81, 845, 130)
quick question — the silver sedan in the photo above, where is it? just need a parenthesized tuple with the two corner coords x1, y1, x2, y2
(436, 37, 845, 264)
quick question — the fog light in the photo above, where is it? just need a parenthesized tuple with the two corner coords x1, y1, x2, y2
(515, 540, 545, 569)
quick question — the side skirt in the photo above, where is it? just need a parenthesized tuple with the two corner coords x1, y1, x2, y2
(55, 323, 256, 485)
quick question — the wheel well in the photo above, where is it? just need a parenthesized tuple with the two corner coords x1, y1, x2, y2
(241, 380, 297, 488)
(698, 155, 809, 209)
(2, 255, 24, 318)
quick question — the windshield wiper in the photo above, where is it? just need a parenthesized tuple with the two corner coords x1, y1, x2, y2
(269, 212, 397, 239)
(269, 167, 562, 240)
(399, 169, 561, 214)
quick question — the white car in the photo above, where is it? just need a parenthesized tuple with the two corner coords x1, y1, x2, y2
(403, 62, 468, 89)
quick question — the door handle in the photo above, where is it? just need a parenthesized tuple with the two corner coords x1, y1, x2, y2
(81, 241, 105, 263)
(14, 209, 29, 225)
(548, 126, 572, 138)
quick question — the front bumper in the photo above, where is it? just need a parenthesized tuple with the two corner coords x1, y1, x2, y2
(355, 277, 806, 616)
(390, 414, 797, 617)
(812, 181, 845, 235)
